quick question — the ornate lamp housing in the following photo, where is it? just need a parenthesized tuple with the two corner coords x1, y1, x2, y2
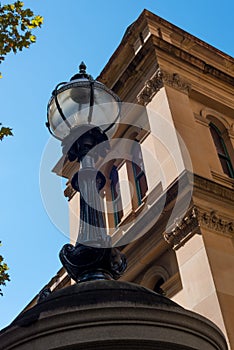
(46, 62, 120, 143)
(46, 63, 126, 283)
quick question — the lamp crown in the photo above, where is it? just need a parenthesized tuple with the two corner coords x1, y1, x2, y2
(79, 61, 87, 74)
(70, 61, 93, 81)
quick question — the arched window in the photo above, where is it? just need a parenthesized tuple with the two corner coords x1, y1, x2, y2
(132, 142, 148, 205)
(109, 166, 123, 226)
(209, 123, 234, 178)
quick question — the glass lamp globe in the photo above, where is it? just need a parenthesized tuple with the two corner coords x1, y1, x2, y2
(46, 62, 121, 141)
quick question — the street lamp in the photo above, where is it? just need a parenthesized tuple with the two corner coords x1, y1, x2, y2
(46, 62, 127, 283)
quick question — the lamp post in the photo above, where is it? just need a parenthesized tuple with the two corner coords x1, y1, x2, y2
(46, 62, 127, 283)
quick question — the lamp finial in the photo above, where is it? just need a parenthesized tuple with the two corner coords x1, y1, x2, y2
(70, 61, 91, 81)
(79, 61, 87, 74)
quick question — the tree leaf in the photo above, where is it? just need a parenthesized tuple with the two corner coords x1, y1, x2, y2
(29, 34, 36, 42)
(0, 125, 13, 141)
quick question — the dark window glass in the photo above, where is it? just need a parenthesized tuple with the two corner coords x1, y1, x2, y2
(209, 123, 234, 178)
(110, 166, 123, 226)
(132, 143, 148, 205)
(153, 277, 165, 295)
(138, 174, 148, 199)
(210, 125, 226, 156)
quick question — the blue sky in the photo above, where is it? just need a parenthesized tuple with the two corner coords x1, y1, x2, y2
(0, 0, 233, 329)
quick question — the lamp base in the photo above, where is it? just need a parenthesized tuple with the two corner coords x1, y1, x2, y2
(59, 243, 127, 283)
(62, 125, 109, 162)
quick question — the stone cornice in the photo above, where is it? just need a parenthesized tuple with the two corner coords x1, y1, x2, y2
(194, 174, 234, 203)
(210, 171, 234, 189)
(152, 35, 234, 86)
(144, 10, 234, 67)
(98, 10, 234, 89)
(137, 68, 191, 105)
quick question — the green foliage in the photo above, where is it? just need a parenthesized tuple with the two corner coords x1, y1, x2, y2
(0, 1, 44, 77)
(0, 242, 10, 296)
(0, 1, 43, 140)
(0, 123, 13, 140)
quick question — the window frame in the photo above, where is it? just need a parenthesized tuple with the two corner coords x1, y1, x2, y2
(209, 122, 234, 178)
(131, 142, 148, 205)
(109, 165, 123, 226)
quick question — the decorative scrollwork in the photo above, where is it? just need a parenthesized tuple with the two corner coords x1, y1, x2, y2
(59, 243, 127, 283)
(137, 68, 191, 106)
(137, 68, 163, 105)
(163, 207, 199, 250)
(162, 71, 191, 93)
(164, 205, 234, 250)
(196, 209, 234, 236)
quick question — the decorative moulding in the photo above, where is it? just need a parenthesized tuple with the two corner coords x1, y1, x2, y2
(200, 108, 231, 130)
(162, 272, 182, 299)
(194, 174, 234, 203)
(162, 70, 191, 94)
(194, 113, 210, 127)
(210, 170, 234, 189)
(137, 68, 163, 106)
(137, 68, 191, 106)
(163, 205, 234, 250)
(140, 265, 170, 289)
(196, 207, 234, 238)
(163, 206, 200, 250)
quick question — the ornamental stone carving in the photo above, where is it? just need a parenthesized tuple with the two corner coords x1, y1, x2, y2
(137, 68, 163, 105)
(164, 206, 234, 249)
(137, 68, 191, 105)
(162, 71, 191, 94)
(196, 209, 234, 237)
(163, 207, 200, 250)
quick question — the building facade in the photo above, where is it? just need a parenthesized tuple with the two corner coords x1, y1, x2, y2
(24, 9, 234, 349)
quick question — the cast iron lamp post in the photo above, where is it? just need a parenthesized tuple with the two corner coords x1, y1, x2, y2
(46, 62, 127, 283)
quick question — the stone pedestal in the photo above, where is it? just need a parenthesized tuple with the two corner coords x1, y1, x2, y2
(0, 281, 228, 349)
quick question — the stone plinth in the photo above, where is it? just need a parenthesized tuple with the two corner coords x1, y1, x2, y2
(0, 281, 228, 349)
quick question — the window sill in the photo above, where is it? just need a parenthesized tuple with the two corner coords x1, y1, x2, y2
(134, 198, 147, 213)
(118, 196, 148, 227)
